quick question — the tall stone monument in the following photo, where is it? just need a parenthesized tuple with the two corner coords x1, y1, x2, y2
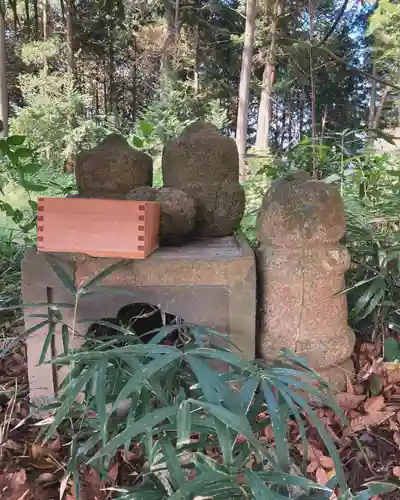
(162, 121, 245, 237)
(256, 172, 355, 389)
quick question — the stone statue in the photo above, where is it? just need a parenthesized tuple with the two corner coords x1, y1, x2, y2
(75, 134, 153, 197)
(162, 120, 245, 237)
(256, 172, 355, 390)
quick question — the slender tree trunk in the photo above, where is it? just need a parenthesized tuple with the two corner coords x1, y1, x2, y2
(368, 63, 377, 143)
(236, 0, 257, 176)
(299, 97, 304, 139)
(24, 0, 31, 36)
(108, 25, 116, 113)
(0, 0, 8, 138)
(280, 98, 286, 150)
(308, 0, 317, 177)
(42, 0, 48, 39)
(33, 0, 39, 39)
(161, 0, 176, 80)
(288, 93, 293, 146)
(255, 0, 280, 151)
(373, 86, 389, 130)
(64, 0, 76, 173)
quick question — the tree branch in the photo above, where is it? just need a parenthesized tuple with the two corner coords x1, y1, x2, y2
(314, 0, 350, 48)
(318, 45, 400, 92)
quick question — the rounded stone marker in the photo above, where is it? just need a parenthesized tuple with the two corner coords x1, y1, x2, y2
(162, 120, 245, 237)
(155, 187, 196, 245)
(75, 134, 153, 196)
(256, 172, 355, 390)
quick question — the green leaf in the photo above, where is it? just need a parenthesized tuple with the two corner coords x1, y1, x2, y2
(80, 260, 130, 293)
(176, 400, 191, 447)
(95, 357, 108, 452)
(20, 180, 47, 192)
(188, 399, 276, 465)
(286, 390, 347, 491)
(215, 420, 234, 465)
(42, 367, 96, 441)
(351, 277, 385, 318)
(38, 321, 55, 365)
(11, 209, 23, 224)
(245, 470, 277, 499)
(384, 338, 400, 362)
(159, 436, 186, 490)
(139, 120, 154, 138)
(261, 379, 290, 472)
(131, 135, 144, 148)
(23, 163, 42, 174)
(0, 139, 9, 154)
(186, 354, 242, 413)
(28, 199, 38, 211)
(239, 377, 259, 412)
(258, 471, 332, 491)
(61, 324, 70, 355)
(46, 255, 77, 295)
(167, 471, 231, 500)
(88, 406, 177, 462)
(14, 147, 33, 158)
(354, 481, 399, 500)
(111, 352, 181, 414)
(7, 135, 26, 146)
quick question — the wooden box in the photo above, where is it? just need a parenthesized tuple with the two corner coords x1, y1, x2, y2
(37, 197, 160, 259)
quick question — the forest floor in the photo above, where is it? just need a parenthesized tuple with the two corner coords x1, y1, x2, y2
(1, 319, 400, 499)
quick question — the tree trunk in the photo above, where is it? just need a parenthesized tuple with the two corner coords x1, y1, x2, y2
(64, 0, 76, 173)
(288, 93, 293, 146)
(308, 0, 317, 177)
(236, 0, 257, 176)
(368, 62, 377, 141)
(33, 0, 39, 39)
(255, 0, 280, 151)
(161, 0, 176, 80)
(42, 0, 48, 39)
(108, 26, 116, 113)
(373, 86, 389, 130)
(0, 0, 8, 138)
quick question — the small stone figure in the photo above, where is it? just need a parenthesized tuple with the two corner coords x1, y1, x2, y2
(126, 187, 196, 245)
(256, 172, 355, 390)
(75, 134, 153, 196)
(155, 187, 196, 245)
(162, 120, 245, 237)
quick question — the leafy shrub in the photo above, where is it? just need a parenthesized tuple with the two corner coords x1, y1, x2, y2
(16, 258, 395, 500)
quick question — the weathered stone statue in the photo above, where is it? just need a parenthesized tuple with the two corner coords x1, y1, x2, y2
(126, 187, 196, 245)
(256, 172, 355, 390)
(75, 134, 153, 197)
(162, 120, 245, 237)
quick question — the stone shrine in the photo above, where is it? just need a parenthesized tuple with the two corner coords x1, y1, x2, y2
(256, 172, 355, 389)
(22, 122, 356, 404)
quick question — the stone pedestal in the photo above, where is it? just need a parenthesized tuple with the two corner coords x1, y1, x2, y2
(256, 173, 355, 390)
(22, 235, 256, 405)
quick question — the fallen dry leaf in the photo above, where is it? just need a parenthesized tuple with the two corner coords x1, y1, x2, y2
(336, 392, 365, 410)
(392, 466, 400, 477)
(316, 467, 329, 486)
(319, 455, 335, 469)
(345, 411, 395, 435)
(364, 395, 386, 413)
(307, 461, 319, 473)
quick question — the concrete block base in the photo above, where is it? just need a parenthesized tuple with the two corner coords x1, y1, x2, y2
(21, 235, 256, 405)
